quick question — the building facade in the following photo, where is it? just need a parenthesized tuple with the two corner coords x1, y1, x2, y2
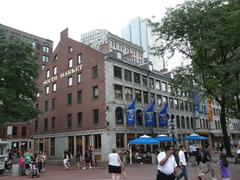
(0, 23, 53, 152)
(121, 17, 164, 71)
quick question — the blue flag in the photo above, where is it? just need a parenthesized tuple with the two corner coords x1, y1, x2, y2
(158, 103, 169, 127)
(126, 97, 136, 125)
(193, 93, 202, 117)
(145, 100, 155, 126)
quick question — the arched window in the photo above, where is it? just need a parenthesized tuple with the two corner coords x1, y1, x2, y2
(215, 120, 218, 129)
(181, 116, 185, 129)
(136, 109, 143, 126)
(202, 119, 205, 129)
(176, 115, 180, 129)
(115, 107, 124, 125)
(186, 117, 190, 129)
(190, 117, 194, 129)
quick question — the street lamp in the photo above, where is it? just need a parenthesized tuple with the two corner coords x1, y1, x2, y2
(168, 118, 176, 147)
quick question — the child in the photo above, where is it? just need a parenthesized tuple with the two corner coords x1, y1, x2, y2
(218, 153, 230, 180)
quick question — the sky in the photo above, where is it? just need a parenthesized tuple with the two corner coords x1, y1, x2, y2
(0, 0, 185, 70)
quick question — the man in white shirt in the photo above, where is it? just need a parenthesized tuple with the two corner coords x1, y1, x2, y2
(177, 145, 188, 180)
(156, 145, 177, 180)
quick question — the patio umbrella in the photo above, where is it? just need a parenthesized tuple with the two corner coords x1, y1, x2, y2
(184, 133, 208, 141)
(155, 134, 176, 142)
(128, 135, 159, 164)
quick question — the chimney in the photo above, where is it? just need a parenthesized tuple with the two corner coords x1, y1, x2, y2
(60, 28, 68, 40)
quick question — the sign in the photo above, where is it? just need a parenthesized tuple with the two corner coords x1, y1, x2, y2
(43, 64, 83, 85)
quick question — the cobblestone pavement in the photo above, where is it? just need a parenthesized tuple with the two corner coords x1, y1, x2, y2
(1, 162, 240, 180)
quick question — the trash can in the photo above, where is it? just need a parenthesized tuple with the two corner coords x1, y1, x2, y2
(151, 154, 157, 165)
(11, 164, 19, 176)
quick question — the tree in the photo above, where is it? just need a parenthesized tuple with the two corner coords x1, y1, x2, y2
(151, 0, 240, 156)
(0, 29, 39, 124)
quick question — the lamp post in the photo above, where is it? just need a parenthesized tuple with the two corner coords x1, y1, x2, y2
(169, 118, 176, 147)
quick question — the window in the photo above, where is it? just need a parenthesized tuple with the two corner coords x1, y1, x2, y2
(53, 66, 57, 75)
(179, 100, 184, 110)
(67, 93, 72, 106)
(186, 117, 190, 129)
(67, 114, 72, 128)
(92, 86, 99, 99)
(32, 42, 36, 49)
(168, 84, 172, 94)
(50, 138, 55, 156)
(155, 80, 160, 90)
(162, 82, 167, 92)
(45, 100, 48, 112)
(77, 54, 82, 64)
(42, 55, 49, 62)
(162, 96, 168, 104)
(92, 66, 98, 79)
(68, 59, 73, 69)
(115, 107, 124, 125)
(43, 46, 49, 53)
(114, 84, 123, 99)
(44, 118, 48, 131)
(174, 99, 179, 110)
(21, 127, 26, 137)
(114, 66, 122, 79)
(77, 112, 82, 127)
(68, 76, 73, 86)
(52, 83, 56, 92)
(45, 86, 49, 95)
(46, 69, 50, 78)
(35, 120, 38, 131)
(125, 87, 132, 101)
(93, 109, 99, 124)
(149, 78, 154, 89)
(52, 98, 56, 111)
(68, 46, 73, 53)
(169, 98, 174, 109)
(77, 90, 82, 104)
(142, 75, 147, 86)
(52, 117, 55, 129)
(181, 116, 185, 129)
(184, 101, 189, 111)
(124, 69, 132, 82)
(134, 72, 140, 84)
(116, 133, 124, 148)
(135, 89, 141, 103)
(157, 95, 162, 106)
(77, 73, 82, 83)
(143, 91, 148, 104)
(94, 134, 101, 149)
(12, 126, 18, 136)
(54, 54, 58, 61)
(136, 109, 143, 126)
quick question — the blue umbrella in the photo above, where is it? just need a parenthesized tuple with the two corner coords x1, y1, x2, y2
(184, 133, 208, 141)
(129, 135, 159, 145)
(155, 134, 176, 142)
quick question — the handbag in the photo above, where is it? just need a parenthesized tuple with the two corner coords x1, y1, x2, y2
(122, 170, 127, 179)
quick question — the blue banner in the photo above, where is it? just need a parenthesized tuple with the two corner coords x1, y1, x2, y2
(145, 100, 155, 126)
(158, 103, 169, 127)
(193, 93, 202, 117)
(126, 97, 136, 125)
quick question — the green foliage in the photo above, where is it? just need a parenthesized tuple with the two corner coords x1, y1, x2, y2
(0, 29, 39, 124)
(151, 0, 240, 156)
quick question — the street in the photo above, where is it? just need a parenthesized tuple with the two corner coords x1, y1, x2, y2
(1, 161, 240, 180)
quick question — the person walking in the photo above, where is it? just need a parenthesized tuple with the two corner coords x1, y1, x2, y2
(156, 145, 177, 180)
(83, 147, 92, 169)
(176, 145, 188, 180)
(196, 147, 204, 180)
(108, 149, 124, 180)
(218, 153, 231, 180)
(75, 151, 81, 169)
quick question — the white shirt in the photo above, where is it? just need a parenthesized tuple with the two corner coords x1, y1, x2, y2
(108, 153, 120, 166)
(178, 149, 187, 166)
(237, 149, 240, 154)
(157, 151, 177, 175)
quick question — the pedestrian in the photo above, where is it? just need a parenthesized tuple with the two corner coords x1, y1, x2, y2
(176, 145, 188, 180)
(195, 147, 204, 180)
(218, 153, 231, 180)
(156, 145, 177, 180)
(76, 150, 81, 169)
(236, 145, 240, 164)
(63, 151, 70, 170)
(203, 145, 216, 180)
(83, 147, 92, 169)
(19, 155, 26, 176)
(42, 152, 46, 171)
(108, 148, 124, 180)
